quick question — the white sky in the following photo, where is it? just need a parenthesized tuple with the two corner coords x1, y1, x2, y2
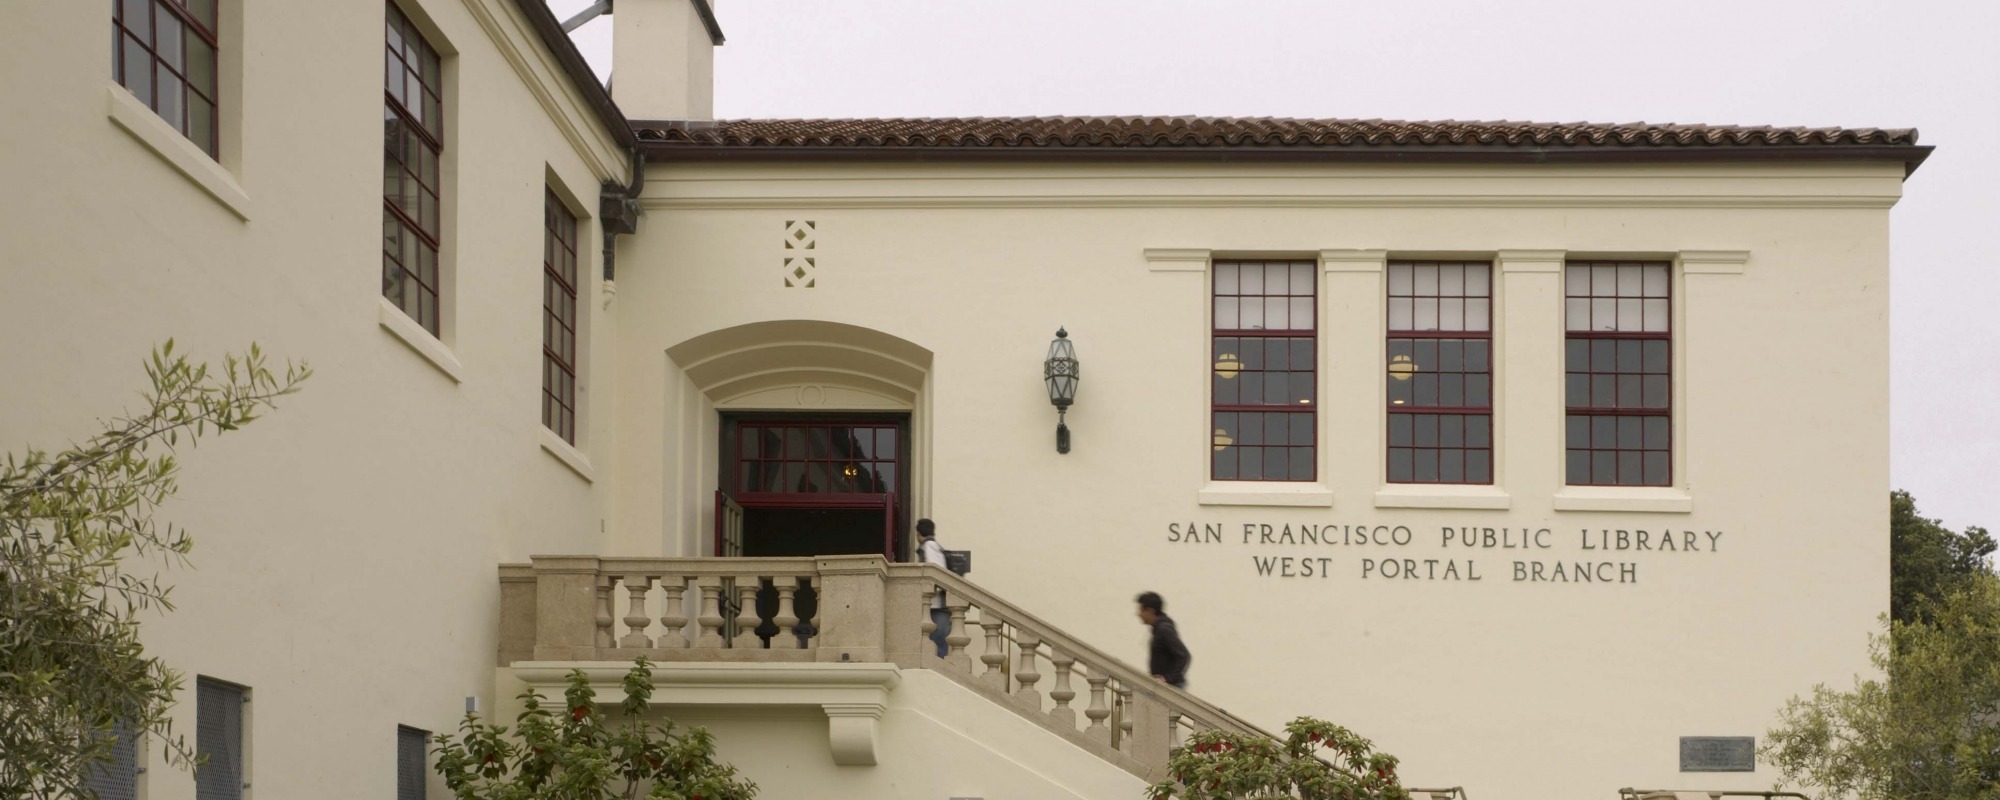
(557, 0, 2000, 533)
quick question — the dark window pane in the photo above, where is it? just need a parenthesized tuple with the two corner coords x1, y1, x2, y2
(1591, 416, 1617, 449)
(1413, 414, 1438, 447)
(1440, 451, 1465, 483)
(1592, 452, 1617, 484)
(1592, 340, 1616, 372)
(1618, 375, 1643, 407)
(1567, 450, 1590, 484)
(1414, 374, 1438, 405)
(1388, 373, 1413, 406)
(122, 36, 152, 104)
(1643, 375, 1670, 409)
(1617, 340, 1642, 374)
(1644, 452, 1670, 486)
(1643, 340, 1670, 373)
(1264, 413, 1289, 447)
(1440, 374, 1464, 407)
(1644, 417, 1670, 450)
(1414, 450, 1439, 483)
(1238, 447, 1263, 480)
(1289, 372, 1314, 405)
(1237, 414, 1261, 446)
(1467, 450, 1491, 484)
(1263, 372, 1286, 405)
(1438, 340, 1463, 372)
(1240, 373, 1264, 405)
(1415, 339, 1437, 373)
(1238, 339, 1263, 370)
(1265, 338, 1288, 371)
(1388, 448, 1413, 482)
(1212, 373, 1237, 405)
(1440, 415, 1464, 447)
(803, 462, 829, 493)
(1467, 415, 1491, 448)
(1467, 374, 1491, 407)
(1291, 339, 1314, 371)
(1466, 339, 1490, 372)
(877, 428, 897, 456)
(1213, 446, 1235, 480)
(1388, 414, 1413, 446)
(876, 463, 897, 491)
(1565, 339, 1588, 370)
(1591, 375, 1616, 407)
(1566, 415, 1588, 447)
(1289, 447, 1313, 480)
(1618, 452, 1643, 485)
(158, 11, 183, 71)
(1289, 414, 1313, 446)
(1263, 447, 1287, 480)
(1618, 416, 1643, 449)
(1566, 374, 1589, 407)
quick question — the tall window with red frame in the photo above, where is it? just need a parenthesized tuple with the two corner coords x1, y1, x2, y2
(1565, 261, 1672, 486)
(1211, 260, 1316, 482)
(382, 3, 443, 335)
(543, 190, 578, 443)
(1386, 261, 1494, 484)
(114, 0, 221, 157)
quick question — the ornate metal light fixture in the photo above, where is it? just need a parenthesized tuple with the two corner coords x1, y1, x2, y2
(1043, 328, 1080, 454)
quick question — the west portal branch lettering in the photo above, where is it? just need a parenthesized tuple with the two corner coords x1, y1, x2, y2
(1163, 522, 1725, 585)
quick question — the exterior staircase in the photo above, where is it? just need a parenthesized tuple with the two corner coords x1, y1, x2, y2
(497, 555, 1469, 798)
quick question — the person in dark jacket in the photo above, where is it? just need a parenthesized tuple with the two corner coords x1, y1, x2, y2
(1136, 591, 1190, 689)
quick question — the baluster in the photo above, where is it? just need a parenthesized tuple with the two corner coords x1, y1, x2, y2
(656, 576, 689, 649)
(1116, 686, 1135, 752)
(920, 586, 937, 641)
(732, 576, 762, 649)
(1168, 713, 1184, 748)
(1012, 633, 1043, 707)
(772, 578, 800, 650)
(619, 574, 654, 648)
(694, 577, 724, 648)
(1048, 650, 1077, 728)
(592, 576, 615, 648)
(1084, 673, 1111, 743)
(977, 613, 1007, 690)
(944, 597, 973, 671)
(809, 578, 821, 647)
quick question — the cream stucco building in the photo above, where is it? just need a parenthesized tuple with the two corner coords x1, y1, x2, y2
(0, 2, 1929, 799)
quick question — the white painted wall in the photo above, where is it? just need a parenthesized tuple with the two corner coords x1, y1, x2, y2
(613, 160, 1902, 799)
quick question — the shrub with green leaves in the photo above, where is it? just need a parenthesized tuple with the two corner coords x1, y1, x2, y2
(1147, 717, 1411, 800)
(434, 657, 757, 800)
(0, 342, 308, 798)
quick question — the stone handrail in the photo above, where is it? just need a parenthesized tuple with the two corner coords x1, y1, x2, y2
(498, 555, 1283, 782)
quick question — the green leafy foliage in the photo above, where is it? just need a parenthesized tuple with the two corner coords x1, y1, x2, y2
(434, 657, 757, 800)
(1764, 573, 2000, 800)
(0, 341, 309, 798)
(1890, 490, 1996, 625)
(1146, 717, 1411, 800)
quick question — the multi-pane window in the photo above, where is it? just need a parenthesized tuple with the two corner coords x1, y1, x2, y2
(1565, 261, 1672, 486)
(734, 423, 898, 495)
(195, 677, 245, 800)
(113, 0, 220, 157)
(543, 190, 579, 442)
(1211, 261, 1316, 482)
(382, 3, 444, 335)
(80, 721, 140, 800)
(1386, 261, 1494, 484)
(397, 726, 428, 800)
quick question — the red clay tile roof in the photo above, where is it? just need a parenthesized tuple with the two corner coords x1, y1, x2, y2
(633, 117, 1929, 173)
(635, 116, 1916, 149)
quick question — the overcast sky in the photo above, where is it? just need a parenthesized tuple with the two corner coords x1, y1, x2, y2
(558, 0, 1999, 533)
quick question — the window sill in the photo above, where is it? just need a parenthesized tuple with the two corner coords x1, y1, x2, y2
(377, 297, 463, 383)
(1198, 482, 1334, 507)
(1374, 485, 1511, 510)
(1551, 486, 1692, 514)
(105, 84, 249, 221)
(538, 427, 596, 483)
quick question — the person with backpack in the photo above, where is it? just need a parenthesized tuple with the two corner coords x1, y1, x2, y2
(1136, 591, 1191, 689)
(917, 518, 951, 657)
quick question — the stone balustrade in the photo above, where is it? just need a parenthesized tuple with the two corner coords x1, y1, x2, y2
(499, 554, 1283, 782)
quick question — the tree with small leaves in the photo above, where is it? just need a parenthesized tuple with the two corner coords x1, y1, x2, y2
(0, 342, 309, 798)
(433, 657, 757, 800)
(1146, 717, 1411, 800)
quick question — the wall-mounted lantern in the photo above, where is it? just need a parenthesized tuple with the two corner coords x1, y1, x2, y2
(1043, 328, 1080, 454)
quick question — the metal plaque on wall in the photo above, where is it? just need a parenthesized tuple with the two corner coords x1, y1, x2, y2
(1680, 736, 1756, 772)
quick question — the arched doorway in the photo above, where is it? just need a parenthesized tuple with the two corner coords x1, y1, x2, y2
(666, 320, 932, 562)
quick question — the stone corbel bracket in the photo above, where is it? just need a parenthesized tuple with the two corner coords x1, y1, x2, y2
(511, 661, 901, 766)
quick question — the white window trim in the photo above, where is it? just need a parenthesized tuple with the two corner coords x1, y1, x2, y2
(106, 84, 249, 220)
(377, 296, 465, 383)
(538, 426, 596, 483)
(1198, 482, 1335, 507)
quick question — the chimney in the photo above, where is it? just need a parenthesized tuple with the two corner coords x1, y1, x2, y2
(612, 0, 722, 122)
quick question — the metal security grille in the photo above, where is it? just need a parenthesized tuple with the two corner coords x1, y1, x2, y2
(397, 726, 428, 800)
(196, 677, 244, 800)
(80, 721, 139, 800)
